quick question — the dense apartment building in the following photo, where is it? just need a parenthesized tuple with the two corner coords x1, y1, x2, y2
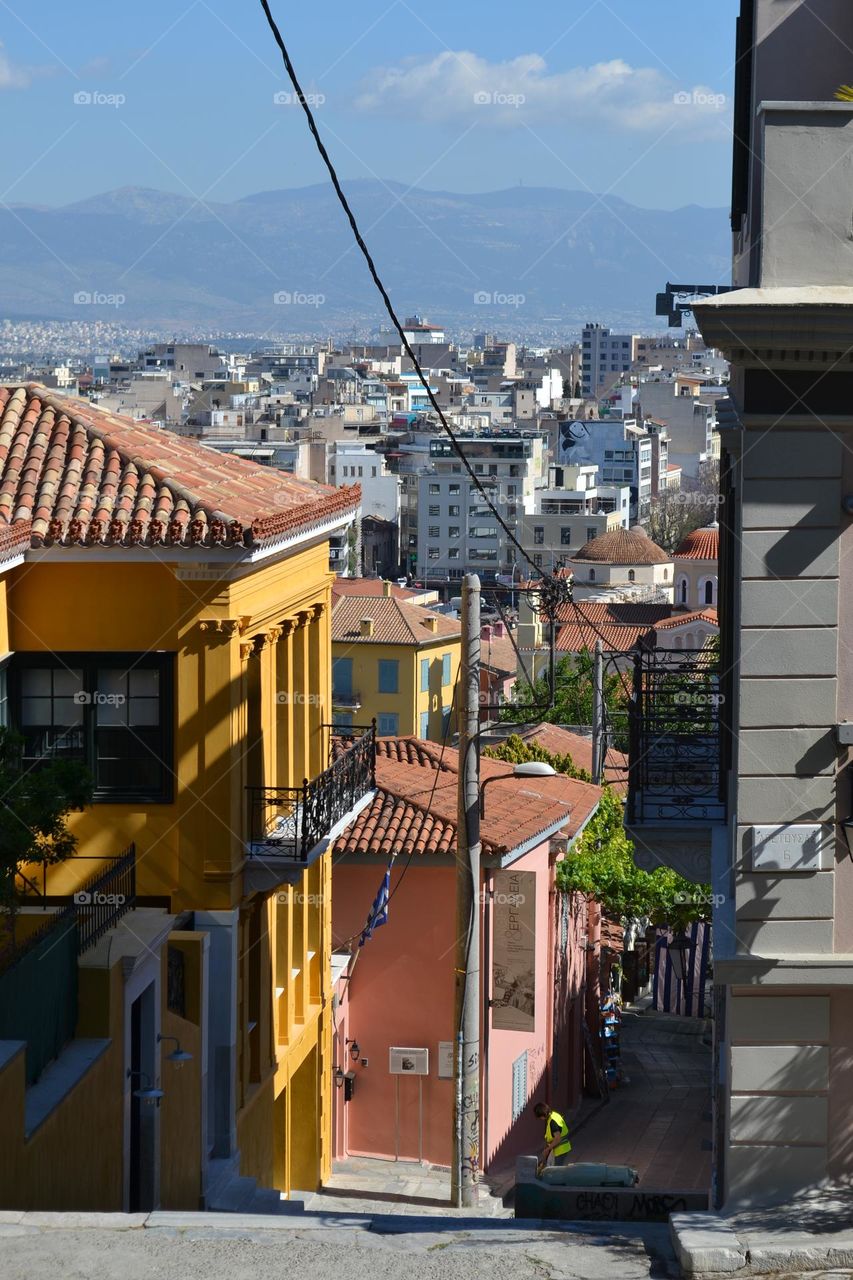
(415, 434, 545, 585)
(637, 377, 721, 478)
(555, 418, 669, 522)
(516, 464, 629, 574)
(581, 324, 638, 396)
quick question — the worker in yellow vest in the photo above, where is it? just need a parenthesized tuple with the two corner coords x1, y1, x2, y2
(534, 1102, 572, 1169)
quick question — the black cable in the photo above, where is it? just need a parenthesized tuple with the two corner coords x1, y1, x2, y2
(256, 0, 544, 581)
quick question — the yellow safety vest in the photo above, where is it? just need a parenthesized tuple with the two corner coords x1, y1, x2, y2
(545, 1110, 572, 1157)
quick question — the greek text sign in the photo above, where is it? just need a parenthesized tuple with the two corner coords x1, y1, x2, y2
(492, 870, 536, 1032)
(751, 824, 827, 872)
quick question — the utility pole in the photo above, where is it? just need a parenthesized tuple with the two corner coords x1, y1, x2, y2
(452, 573, 481, 1208)
(591, 639, 604, 785)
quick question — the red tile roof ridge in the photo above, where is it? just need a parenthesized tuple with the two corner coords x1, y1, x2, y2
(653, 607, 718, 630)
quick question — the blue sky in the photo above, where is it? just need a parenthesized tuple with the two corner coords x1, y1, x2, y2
(1, 0, 739, 210)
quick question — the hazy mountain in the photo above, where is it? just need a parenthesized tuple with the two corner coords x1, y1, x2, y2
(0, 181, 729, 335)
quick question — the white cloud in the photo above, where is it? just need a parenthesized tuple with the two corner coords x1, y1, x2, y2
(0, 43, 42, 90)
(355, 51, 728, 136)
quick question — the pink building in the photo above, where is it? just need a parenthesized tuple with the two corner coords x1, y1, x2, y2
(330, 738, 602, 1173)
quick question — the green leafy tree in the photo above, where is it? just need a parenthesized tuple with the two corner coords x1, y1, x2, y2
(500, 649, 627, 746)
(556, 788, 710, 928)
(483, 733, 592, 782)
(0, 728, 94, 919)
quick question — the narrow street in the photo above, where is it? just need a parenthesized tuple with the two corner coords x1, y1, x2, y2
(567, 1004, 712, 1194)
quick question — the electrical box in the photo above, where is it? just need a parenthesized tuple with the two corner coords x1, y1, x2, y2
(388, 1046, 429, 1075)
(344, 1071, 356, 1102)
(838, 723, 853, 745)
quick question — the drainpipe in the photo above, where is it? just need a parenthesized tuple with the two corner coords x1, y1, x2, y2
(482, 868, 492, 1171)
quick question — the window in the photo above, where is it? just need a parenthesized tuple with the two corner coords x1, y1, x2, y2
(428, 483, 440, 494)
(448, 548, 460, 559)
(334, 711, 353, 729)
(419, 710, 430, 738)
(420, 658, 430, 692)
(448, 483, 460, 494)
(533, 527, 544, 545)
(628, 569, 635, 582)
(586, 528, 597, 542)
(589, 569, 595, 581)
(533, 553, 543, 567)
(679, 577, 688, 605)
(429, 505, 440, 516)
(704, 579, 715, 605)
(442, 653, 451, 686)
(428, 547, 440, 560)
(378, 659, 399, 693)
(560, 527, 572, 546)
(449, 526, 460, 539)
(448, 505, 460, 517)
(428, 526, 440, 538)
(441, 706, 452, 738)
(13, 653, 173, 802)
(333, 656, 353, 696)
(511, 1052, 528, 1122)
(377, 712, 399, 736)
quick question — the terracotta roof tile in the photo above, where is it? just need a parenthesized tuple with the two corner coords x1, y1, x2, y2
(555, 622, 653, 653)
(673, 523, 719, 561)
(573, 527, 670, 565)
(515, 723, 628, 796)
(0, 384, 359, 550)
(554, 602, 673, 626)
(332, 595, 461, 646)
(331, 578, 430, 602)
(335, 739, 602, 859)
(653, 607, 718, 631)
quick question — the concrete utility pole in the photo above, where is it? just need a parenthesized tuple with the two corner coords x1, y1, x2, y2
(452, 573, 481, 1208)
(591, 639, 604, 786)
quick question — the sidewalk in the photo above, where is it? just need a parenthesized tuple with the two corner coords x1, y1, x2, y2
(567, 1004, 713, 1194)
(304, 1155, 511, 1216)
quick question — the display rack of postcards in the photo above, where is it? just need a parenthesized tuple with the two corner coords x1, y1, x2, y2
(600, 993, 623, 1089)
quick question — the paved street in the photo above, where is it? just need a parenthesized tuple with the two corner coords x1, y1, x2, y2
(0, 1219, 680, 1280)
(567, 1006, 712, 1194)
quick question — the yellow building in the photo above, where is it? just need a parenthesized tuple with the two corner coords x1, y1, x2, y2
(331, 586, 461, 741)
(0, 386, 374, 1211)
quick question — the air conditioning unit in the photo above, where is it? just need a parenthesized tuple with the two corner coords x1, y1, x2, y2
(388, 1046, 429, 1076)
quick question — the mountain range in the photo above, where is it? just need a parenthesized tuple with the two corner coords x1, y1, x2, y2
(0, 181, 730, 336)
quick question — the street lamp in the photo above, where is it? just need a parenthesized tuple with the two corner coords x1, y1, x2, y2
(127, 1069, 164, 1105)
(667, 932, 693, 984)
(479, 761, 557, 816)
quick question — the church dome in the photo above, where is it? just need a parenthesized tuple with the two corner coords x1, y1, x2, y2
(573, 525, 670, 566)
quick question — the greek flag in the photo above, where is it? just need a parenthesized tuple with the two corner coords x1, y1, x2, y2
(359, 865, 391, 947)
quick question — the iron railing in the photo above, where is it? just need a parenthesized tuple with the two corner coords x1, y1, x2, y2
(74, 844, 137, 953)
(247, 723, 376, 859)
(628, 647, 725, 824)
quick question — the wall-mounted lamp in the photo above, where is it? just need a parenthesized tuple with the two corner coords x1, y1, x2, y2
(127, 1069, 164, 1106)
(334, 1066, 346, 1089)
(157, 1033, 193, 1066)
(346, 1038, 361, 1062)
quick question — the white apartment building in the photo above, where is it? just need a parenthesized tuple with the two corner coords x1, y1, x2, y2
(637, 377, 721, 478)
(517, 464, 630, 575)
(416, 434, 545, 585)
(328, 441, 401, 525)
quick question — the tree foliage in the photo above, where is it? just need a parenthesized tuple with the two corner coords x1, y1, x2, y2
(483, 733, 592, 782)
(0, 728, 93, 914)
(645, 459, 721, 554)
(500, 648, 627, 739)
(556, 788, 711, 928)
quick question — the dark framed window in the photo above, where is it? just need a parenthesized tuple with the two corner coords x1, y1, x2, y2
(11, 652, 174, 803)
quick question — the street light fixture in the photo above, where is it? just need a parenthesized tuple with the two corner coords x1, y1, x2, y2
(157, 1033, 193, 1066)
(127, 1069, 164, 1105)
(479, 761, 557, 816)
(667, 932, 693, 984)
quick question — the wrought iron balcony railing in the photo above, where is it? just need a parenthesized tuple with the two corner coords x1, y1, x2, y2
(74, 844, 137, 952)
(627, 647, 726, 825)
(247, 722, 377, 860)
(332, 689, 362, 709)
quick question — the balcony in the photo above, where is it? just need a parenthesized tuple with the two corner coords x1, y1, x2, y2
(332, 689, 362, 710)
(245, 724, 376, 884)
(625, 647, 725, 882)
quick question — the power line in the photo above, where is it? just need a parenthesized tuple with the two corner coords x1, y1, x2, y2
(256, 0, 545, 581)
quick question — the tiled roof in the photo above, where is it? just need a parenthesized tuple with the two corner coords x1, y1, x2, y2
(674, 523, 719, 561)
(332, 595, 461, 646)
(0, 384, 359, 550)
(573, 527, 670, 565)
(654, 607, 718, 631)
(335, 739, 602, 859)
(515, 723, 629, 794)
(0, 521, 29, 567)
(480, 630, 518, 675)
(331, 578, 425, 602)
(554, 602, 673, 626)
(555, 622, 653, 653)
